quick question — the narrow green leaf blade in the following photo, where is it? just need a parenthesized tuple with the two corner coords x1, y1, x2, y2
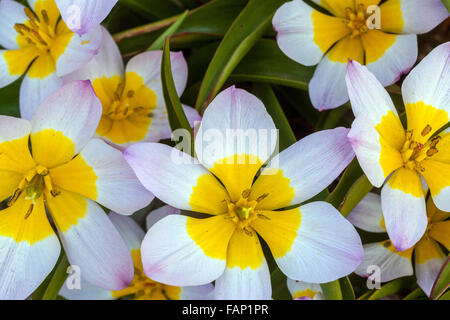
(161, 37, 193, 154)
(431, 256, 450, 300)
(195, 0, 285, 111)
(442, 0, 450, 13)
(231, 39, 315, 90)
(321, 280, 343, 300)
(148, 10, 189, 51)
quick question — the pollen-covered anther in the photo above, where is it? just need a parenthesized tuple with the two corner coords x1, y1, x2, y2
(421, 125, 432, 137)
(345, 5, 368, 38)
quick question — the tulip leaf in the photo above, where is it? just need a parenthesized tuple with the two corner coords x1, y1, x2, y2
(231, 39, 315, 90)
(339, 175, 373, 217)
(270, 267, 292, 300)
(368, 277, 415, 300)
(148, 10, 189, 51)
(442, 0, 450, 13)
(0, 79, 21, 117)
(430, 256, 450, 300)
(119, 0, 182, 19)
(321, 280, 344, 300)
(161, 37, 193, 152)
(33, 253, 70, 300)
(339, 277, 356, 300)
(194, 0, 286, 111)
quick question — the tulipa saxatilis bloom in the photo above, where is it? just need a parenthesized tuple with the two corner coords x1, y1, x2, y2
(0, 81, 152, 300)
(345, 42, 450, 251)
(0, 0, 106, 119)
(348, 193, 449, 296)
(64, 27, 200, 149)
(124, 86, 363, 300)
(273, 0, 449, 111)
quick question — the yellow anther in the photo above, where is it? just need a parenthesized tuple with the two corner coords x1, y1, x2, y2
(41, 10, 49, 24)
(421, 125, 432, 137)
(24, 7, 36, 21)
(127, 90, 135, 98)
(256, 193, 269, 202)
(24, 204, 34, 220)
(427, 148, 438, 157)
(257, 213, 271, 220)
(241, 189, 251, 199)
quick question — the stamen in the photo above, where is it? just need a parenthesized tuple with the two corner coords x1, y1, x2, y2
(427, 148, 438, 157)
(41, 10, 49, 24)
(257, 214, 270, 220)
(243, 227, 253, 237)
(127, 90, 135, 98)
(8, 189, 22, 207)
(421, 125, 432, 137)
(24, 204, 34, 220)
(256, 193, 269, 202)
(24, 7, 36, 21)
(241, 189, 251, 199)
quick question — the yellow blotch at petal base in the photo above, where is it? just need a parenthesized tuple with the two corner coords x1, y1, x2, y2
(226, 228, 264, 270)
(0, 195, 54, 244)
(26, 53, 56, 79)
(45, 190, 88, 232)
(327, 36, 364, 64)
(209, 154, 264, 202)
(375, 110, 405, 178)
(429, 221, 450, 251)
(311, 10, 350, 54)
(421, 158, 450, 197)
(427, 198, 450, 223)
(49, 154, 98, 201)
(405, 101, 449, 144)
(250, 169, 295, 211)
(251, 208, 301, 259)
(189, 173, 229, 215)
(186, 215, 236, 260)
(414, 237, 445, 264)
(31, 129, 76, 169)
(319, 0, 355, 18)
(381, 240, 413, 259)
(379, 0, 404, 33)
(3, 47, 39, 76)
(361, 30, 397, 64)
(294, 289, 317, 300)
(0, 136, 36, 173)
(387, 167, 423, 198)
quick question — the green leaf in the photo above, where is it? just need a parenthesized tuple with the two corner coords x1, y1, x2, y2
(271, 268, 291, 300)
(161, 37, 193, 154)
(148, 10, 189, 51)
(442, 0, 450, 13)
(339, 277, 356, 300)
(321, 280, 343, 300)
(195, 0, 286, 111)
(430, 256, 450, 300)
(439, 290, 450, 300)
(33, 254, 70, 300)
(251, 84, 296, 151)
(403, 287, 427, 300)
(326, 159, 364, 209)
(339, 175, 373, 217)
(231, 39, 315, 90)
(368, 277, 415, 300)
(119, 0, 182, 19)
(0, 79, 21, 117)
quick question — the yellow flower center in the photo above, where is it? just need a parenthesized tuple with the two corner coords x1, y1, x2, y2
(15, 7, 57, 54)
(345, 4, 369, 38)
(113, 254, 181, 300)
(225, 189, 270, 236)
(400, 125, 441, 173)
(106, 83, 154, 121)
(8, 164, 60, 218)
